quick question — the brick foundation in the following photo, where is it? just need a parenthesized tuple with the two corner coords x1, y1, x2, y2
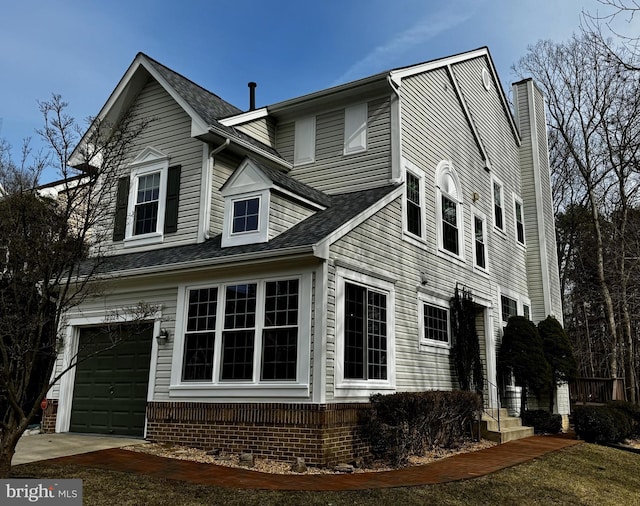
(145, 401, 371, 467)
(41, 399, 59, 433)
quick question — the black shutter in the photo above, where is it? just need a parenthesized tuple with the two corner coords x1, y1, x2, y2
(164, 165, 181, 234)
(113, 176, 130, 241)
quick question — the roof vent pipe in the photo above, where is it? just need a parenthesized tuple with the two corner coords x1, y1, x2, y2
(248, 82, 257, 111)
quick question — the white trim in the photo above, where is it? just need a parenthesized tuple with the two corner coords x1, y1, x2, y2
(402, 160, 427, 244)
(198, 144, 212, 243)
(219, 107, 269, 126)
(169, 272, 312, 399)
(334, 267, 396, 399)
(435, 161, 465, 262)
(513, 192, 526, 247)
(221, 191, 270, 247)
(471, 206, 489, 274)
(491, 175, 506, 234)
(123, 151, 169, 247)
(418, 292, 451, 352)
(294, 116, 316, 166)
(55, 311, 161, 434)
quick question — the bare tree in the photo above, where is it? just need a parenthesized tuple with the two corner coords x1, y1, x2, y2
(514, 34, 640, 403)
(0, 95, 151, 477)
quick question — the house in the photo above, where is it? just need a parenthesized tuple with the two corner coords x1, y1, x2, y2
(43, 48, 567, 465)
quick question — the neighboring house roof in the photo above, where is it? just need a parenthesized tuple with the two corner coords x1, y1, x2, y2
(93, 184, 400, 277)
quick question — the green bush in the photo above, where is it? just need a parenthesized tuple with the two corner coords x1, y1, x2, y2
(522, 409, 562, 434)
(607, 401, 640, 435)
(360, 390, 482, 466)
(573, 405, 634, 443)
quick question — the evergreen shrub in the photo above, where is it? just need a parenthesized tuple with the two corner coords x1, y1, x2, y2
(522, 409, 562, 434)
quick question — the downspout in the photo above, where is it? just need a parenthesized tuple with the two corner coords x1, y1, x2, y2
(203, 138, 230, 240)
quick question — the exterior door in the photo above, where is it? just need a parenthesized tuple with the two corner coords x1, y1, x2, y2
(69, 324, 153, 436)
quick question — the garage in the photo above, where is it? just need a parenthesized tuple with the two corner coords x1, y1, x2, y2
(69, 325, 153, 436)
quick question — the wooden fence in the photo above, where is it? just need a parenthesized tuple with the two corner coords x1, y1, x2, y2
(570, 377, 626, 405)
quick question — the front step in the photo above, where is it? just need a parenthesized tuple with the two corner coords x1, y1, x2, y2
(481, 409, 534, 443)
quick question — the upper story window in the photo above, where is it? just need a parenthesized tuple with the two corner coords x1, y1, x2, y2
(344, 103, 367, 155)
(436, 162, 464, 260)
(134, 172, 161, 235)
(473, 211, 488, 271)
(112, 146, 181, 247)
(406, 171, 423, 237)
(232, 197, 260, 234)
(514, 196, 525, 245)
(492, 177, 504, 233)
(294, 116, 316, 166)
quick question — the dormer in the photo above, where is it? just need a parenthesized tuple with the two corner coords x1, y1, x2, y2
(220, 158, 329, 248)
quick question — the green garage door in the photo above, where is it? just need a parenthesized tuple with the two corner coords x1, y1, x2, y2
(70, 325, 153, 436)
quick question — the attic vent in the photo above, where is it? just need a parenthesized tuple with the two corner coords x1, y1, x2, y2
(481, 68, 491, 91)
(248, 82, 257, 111)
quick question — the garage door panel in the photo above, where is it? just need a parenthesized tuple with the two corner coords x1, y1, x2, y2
(70, 325, 153, 436)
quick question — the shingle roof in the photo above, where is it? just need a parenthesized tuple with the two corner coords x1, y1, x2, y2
(240, 158, 332, 208)
(142, 54, 285, 161)
(93, 184, 399, 275)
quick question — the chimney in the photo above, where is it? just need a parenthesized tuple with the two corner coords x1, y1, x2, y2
(248, 82, 257, 111)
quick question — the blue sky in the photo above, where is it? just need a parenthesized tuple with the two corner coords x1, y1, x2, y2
(0, 0, 630, 180)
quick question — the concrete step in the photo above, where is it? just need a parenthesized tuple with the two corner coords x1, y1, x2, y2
(482, 416, 524, 432)
(482, 425, 535, 443)
(482, 408, 510, 420)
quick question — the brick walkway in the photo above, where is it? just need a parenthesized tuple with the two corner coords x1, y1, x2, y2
(42, 435, 581, 491)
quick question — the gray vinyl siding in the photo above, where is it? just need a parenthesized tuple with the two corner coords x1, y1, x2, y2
(51, 285, 179, 400)
(326, 198, 460, 401)
(514, 83, 546, 321)
(235, 117, 276, 148)
(108, 79, 204, 253)
(275, 97, 392, 194)
(269, 193, 314, 240)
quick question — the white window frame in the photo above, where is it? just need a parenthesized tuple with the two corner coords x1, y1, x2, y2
(294, 116, 316, 166)
(418, 292, 451, 352)
(403, 161, 426, 244)
(124, 158, 169, 247)
(498, 286, 532, 324)
(344, 103, 367, 155)
(492, 176, 505, 234)
(471, 207, 489, 273)
(169, 273, 312, 398)
(221, 190, 270, 247)
(435, 161, 464, 262)
(334, 266, 396, 398)
(513, 194, 526, 246)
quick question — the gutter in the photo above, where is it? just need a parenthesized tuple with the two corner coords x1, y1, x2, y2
(207, 124, 292, 170)
(92, 244, 318, 281)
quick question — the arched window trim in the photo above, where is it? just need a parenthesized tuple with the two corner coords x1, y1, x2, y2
(435, 161, 465, 261)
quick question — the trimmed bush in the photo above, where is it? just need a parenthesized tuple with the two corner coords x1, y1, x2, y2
(360, 390, 482, 466)
(522, 409, 562, 434)
(573, 405, 634, 443)
(607, 401, 640, 435)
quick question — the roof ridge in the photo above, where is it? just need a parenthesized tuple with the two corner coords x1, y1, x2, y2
(138, 52, 243, 117)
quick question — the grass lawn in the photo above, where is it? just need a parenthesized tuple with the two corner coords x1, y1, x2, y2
(11, 443, 640, 506)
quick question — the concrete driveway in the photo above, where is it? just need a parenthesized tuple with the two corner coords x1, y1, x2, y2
(13, 433, 147, 465)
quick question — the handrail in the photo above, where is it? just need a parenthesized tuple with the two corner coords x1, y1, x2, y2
(483, 380, 501, 432)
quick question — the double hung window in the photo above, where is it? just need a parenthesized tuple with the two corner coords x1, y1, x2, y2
(436, 162, 464, 259)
